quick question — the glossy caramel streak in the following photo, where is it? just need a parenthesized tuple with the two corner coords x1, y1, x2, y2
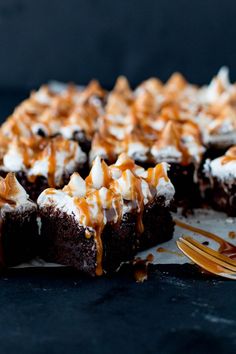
(175, 219, 236, 259)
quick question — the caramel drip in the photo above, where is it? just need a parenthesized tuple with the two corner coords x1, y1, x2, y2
(75, 197, 91, 227)
(86, 160, 111, 188)
(155, 120, 191, 165)
(113, 157, 136, 173)
(74, 192, 106, 276)
(134, 90, 157, 117)
(156, 247, 184, 257)
(90, 191, 104, 276)
(44, 188, 56, 195)
(221, 156, 236, 165)
(102, 161, 111, 187)
(91, 133, 118, 162)
(221, 146, 236, 165)
(175, 219, 236, 259)
(0, 173, 21, 207)
(125, 171, 144, 234)
(46, 141, 57, 187)
(146, 164, 169, 186)
(161, 104, 182, 121)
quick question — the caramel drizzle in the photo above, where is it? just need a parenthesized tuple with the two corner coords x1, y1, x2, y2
(47, 141, 57, 188)
(134, 176, 144, 234)
(146, 164, 169, 187)
(5, 136, 78, 188)
(175, 219, 236, 259)
(221, 156, 236, 165)
(0, 173, 21, 207)
(156, 247, 184, 257)
(219, 146, 236, 165)
(74, 196, 102, 273)
(154, 120, 194, 165)
(2, 82, 103, 142)
(75, 189, 122, 276)
(85, 160, 111, 188)
(74, 196, 105, 275)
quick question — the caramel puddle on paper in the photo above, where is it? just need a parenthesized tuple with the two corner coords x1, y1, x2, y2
(156, 246, 184, 257)
(175, 219, 236, 259)
(228, 231, 236, 239)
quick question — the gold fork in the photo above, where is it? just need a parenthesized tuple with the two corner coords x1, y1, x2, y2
(176, 235, 236, 279)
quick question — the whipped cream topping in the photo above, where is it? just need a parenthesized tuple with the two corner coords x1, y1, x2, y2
(3, 67, 236, 170)
(0, 173, 32, 209)
(85, 156, 111, 189)
(151, 120, 204, 165)
(204, 146, 236, 183)
(38, 154, 174, 221)
(199, 67, 232, 105)
(1, 136, 86, 187)
(1, 81, 105, 142)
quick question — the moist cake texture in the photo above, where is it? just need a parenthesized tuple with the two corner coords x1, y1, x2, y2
(0, 173, 38, 266)
(38, 154, 175, 275)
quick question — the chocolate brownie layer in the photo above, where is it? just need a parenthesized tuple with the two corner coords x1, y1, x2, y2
(204, 178, 236, 216)
(39, 203, 174, 275)
(1, 206, 38, 267)
(139, 197, 175, 250)
(39, 207, 97, 275)
(167, 163, 201, 209)
(39, 207, 137, 275)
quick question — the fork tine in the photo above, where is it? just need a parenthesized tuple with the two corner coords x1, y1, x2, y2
(181, 236, 236, 272)
(176, 239, 236, 279)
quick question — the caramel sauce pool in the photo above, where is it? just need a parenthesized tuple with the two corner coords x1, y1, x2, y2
(175, 219, 236, 259)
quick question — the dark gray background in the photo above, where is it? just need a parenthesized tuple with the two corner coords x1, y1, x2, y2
(0, 0, 236, 90)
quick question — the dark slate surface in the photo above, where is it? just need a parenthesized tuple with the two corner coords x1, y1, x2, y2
(0, 92, 236, 354)
(0, 266, 236, 354)
(0, 0, 236, 89)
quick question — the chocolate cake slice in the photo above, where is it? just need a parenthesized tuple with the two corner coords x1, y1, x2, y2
(0, 135, 87, 200)
(38, 153, 175, 276)
(203, 146, 236, 215)
(0, 173, 38, 267)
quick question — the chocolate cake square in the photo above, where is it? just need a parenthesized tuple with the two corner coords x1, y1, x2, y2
(38, 154, 175, 276)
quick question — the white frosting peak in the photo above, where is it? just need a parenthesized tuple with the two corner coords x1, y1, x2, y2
(88, 156, 109, 189)
(113, 169, 137, 201)
(204, 157, 236, 183)
(0, 173, 31, 209)
(63, 173, 86, 198)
